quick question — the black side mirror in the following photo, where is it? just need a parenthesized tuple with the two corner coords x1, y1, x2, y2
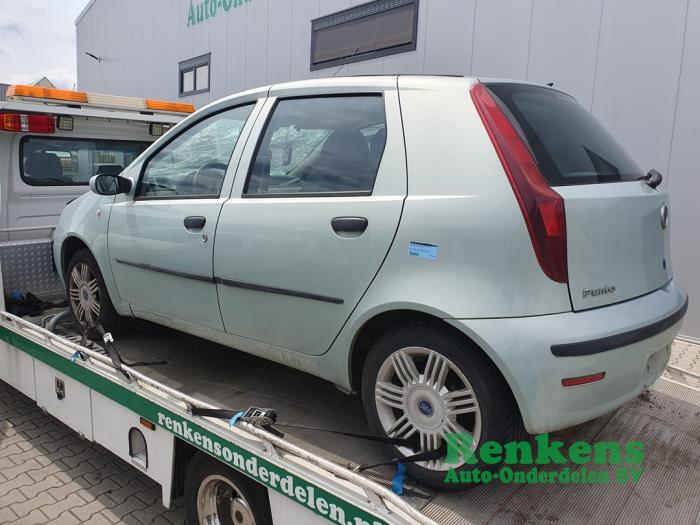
(89, 174, 132, 195)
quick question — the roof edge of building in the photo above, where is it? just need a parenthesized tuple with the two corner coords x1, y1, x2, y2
(75, 0, 97, 26)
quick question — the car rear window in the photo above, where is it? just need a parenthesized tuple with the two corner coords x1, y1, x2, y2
(485, 83, 643, 186)
(20, 136, 150, 186)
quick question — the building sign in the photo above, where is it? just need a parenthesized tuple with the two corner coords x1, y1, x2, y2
(187, 0, 252, 27)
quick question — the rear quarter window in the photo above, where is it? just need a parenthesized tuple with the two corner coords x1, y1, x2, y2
(486, 83, 643, 186)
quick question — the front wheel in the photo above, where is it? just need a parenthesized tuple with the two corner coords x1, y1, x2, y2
(66, 248, 125, 332)
(185, 453, 272, 525)
(361, 321, 523, 489)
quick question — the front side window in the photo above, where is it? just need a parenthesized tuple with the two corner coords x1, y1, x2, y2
(20, 137, 149, 186)
(138, 104, 253, 199)
(245, 96, 387, 196)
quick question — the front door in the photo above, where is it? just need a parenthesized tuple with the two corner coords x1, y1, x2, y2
(214, 87, 406, 355)
(108, 103, 256, 330)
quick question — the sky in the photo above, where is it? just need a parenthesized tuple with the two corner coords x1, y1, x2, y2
(0, 0, 88, 88)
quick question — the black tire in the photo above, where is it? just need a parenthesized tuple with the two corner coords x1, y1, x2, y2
(65, 248, 126, 333)
(184, 452, 273, 525)
(361, 320, 523, 490)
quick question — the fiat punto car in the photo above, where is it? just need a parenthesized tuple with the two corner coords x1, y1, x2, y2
(54, 76, 687, 487)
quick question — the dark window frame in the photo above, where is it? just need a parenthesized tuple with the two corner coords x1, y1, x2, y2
(179, 53, 211, 97)
(242, 93, 387, 199)
(310, 0, 419, 71)
(135, 102, 255, 201)
(19, 135, 151, 187)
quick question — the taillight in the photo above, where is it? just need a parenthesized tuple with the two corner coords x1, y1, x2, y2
(470, 83, 568, 283)
(0, 113, 55, 134)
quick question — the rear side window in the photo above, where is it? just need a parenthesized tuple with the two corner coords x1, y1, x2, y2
(20, 137, 150, 186)
(244, 95, 387, 196)
(486, 83, 643, 186)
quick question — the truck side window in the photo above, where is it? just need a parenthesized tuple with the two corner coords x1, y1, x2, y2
(244, 95, 387, 196)
(138, 104, 254, 199)
(20, 137, 149, 186)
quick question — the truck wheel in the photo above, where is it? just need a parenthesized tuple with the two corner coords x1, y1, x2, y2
(66, 248, 125, 333)
(185, 453, 272, 525)
(361, 321, 523, 489)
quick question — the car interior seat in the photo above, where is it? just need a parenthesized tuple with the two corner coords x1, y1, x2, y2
(24, 152, 74, 185)
(369, 127, 387, 172)
(95, 164, 125, 176)
(303, 129, 371, 192)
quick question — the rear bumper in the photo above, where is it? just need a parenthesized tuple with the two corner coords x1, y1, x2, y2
(447, 278, 687, 434)
(551, 296, 688, 357)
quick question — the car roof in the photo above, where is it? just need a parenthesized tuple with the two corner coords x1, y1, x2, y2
(270, 74, 479, 93)
(190, 75, 563, 125)
(194, 75, 478, 116)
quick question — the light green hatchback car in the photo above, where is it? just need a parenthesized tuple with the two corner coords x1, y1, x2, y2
(54, 76, 687, 488)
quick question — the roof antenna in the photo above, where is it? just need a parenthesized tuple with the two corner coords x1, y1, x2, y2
(546, 82, 554, 87)
(332, 48, 360, 77)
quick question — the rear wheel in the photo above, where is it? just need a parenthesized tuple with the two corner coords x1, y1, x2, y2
(185, 453, 272, 525)
(361, 321, 523, 489)
(66, 248, 125, 332)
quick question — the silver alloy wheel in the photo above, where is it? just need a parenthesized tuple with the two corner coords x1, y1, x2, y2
(68, 262, 101, 327)
(196, 474, 256, 525)
(374, 346, 481, 471)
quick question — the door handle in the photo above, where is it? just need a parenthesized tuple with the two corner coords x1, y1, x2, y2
(184, 216, 206, 229)
(331, 217, 368, 233)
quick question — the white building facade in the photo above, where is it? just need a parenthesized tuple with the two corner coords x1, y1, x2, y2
(76, 0, 700, 340)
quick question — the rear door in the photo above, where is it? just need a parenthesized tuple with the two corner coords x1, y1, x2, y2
(214, 83, 406, 355)
(486, 82, 672, 311)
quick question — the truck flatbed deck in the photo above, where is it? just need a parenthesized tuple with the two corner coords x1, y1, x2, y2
(33, 316, 700, 525)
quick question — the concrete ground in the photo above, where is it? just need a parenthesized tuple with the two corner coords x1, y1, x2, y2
(1, 340, 698, 525)
(668, 338, 700, 388)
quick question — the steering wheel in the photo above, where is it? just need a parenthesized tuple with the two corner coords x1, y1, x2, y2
(146, 177, 179, 194)
(192, 162, 228, 195)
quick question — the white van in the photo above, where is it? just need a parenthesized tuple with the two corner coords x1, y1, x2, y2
(0, 84, 192, 297)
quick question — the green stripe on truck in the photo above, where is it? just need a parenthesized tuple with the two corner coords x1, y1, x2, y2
(0, 325, 389, 525)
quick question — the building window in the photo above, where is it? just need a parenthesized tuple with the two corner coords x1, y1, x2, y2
(310, 0, 419, 71)
(179, 54, 210, 96)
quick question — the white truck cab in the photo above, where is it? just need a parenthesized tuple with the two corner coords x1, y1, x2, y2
(0, 84, 192, 297)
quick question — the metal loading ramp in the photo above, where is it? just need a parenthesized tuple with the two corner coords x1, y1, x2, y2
(56, 323, 700, 525)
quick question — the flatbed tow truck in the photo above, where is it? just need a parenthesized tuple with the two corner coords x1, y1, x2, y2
(0, 232, 698, 524)
(0, 89, 699, 525)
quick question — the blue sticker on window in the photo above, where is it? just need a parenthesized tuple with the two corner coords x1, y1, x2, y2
(408, 242, 438, 261)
